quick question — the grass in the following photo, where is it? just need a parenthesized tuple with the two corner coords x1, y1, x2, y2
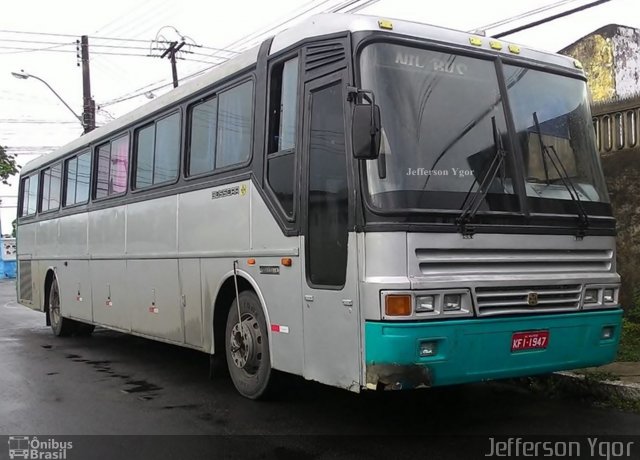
(617, 319, 640, 362)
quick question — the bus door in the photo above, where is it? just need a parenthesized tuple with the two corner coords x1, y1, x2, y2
(300, 69, 361, 390)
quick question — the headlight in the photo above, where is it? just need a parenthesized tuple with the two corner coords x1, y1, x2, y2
(416, 295, 435, 313)
(603, 288, 615, 303)
(584, 289, 598, 304)
(443, 294, 462, 311)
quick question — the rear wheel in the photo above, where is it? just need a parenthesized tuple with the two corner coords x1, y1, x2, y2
(225, 291, 274, 399)
(49, 278, 77, 337)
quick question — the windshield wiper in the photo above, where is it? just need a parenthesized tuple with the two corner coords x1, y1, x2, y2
(532, 112, 589, 237)
(456, 116, 507, 237)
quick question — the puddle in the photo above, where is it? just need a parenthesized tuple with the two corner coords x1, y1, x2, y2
(121, 379, 162, 394)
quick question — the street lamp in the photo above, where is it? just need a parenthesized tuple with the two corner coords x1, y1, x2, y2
(11, 70, 85, 130)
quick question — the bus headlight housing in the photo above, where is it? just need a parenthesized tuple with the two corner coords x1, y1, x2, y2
(582, 285, 619, 309)
(415, 295, 435, 313)
(382, 290, 473, 320)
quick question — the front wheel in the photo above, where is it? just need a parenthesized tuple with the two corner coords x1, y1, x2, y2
(225, 291, 274, 399)
(48, 278, 77, 337)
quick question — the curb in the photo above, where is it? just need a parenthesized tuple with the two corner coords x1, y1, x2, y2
(552, 371, 640, 401)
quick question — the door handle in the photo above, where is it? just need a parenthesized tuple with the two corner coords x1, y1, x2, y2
(304, 295, 314, 302)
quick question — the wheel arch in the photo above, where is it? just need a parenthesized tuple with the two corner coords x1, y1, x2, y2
(211, 269, 272, 359)
(42, 267, 57, 326)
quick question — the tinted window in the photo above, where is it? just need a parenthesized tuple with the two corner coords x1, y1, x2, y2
(41, 164, 61, 212)
(76, 152, 91, 203)
(188, 97, 217, 176)
(266, 57, 299, 218)
(135, 125, 155, 188)
(134, 112, 180, 188)
(20, 177, 29, 217)
(154, 113, 180, 184)
(27, 173, 39, 215)
(95, 134, 129, 199)
(216, 81, 253, 168)
(306, 82, 348, 287)
(65, 151, 91, 206)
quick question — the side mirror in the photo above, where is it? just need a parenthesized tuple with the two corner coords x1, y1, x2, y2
(352, 103, 381, 160)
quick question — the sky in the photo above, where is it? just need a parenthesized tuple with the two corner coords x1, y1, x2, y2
(0, 0, 637, 232)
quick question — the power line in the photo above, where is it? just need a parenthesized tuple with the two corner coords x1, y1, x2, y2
(494, 0, 612, 38)
(474, 0, 580, 31)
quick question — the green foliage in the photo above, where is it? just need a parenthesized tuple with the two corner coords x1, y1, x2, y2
(0, 145, 20, 185)
(11, 219, 16, 238)
(617, 319, 640, 362)
(628, 287, 640, 323)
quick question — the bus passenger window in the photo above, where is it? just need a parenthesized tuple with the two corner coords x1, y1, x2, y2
(134, 112, 180, 188)
(267, 57, 299, 217)
(21, 174, 39, 216)
(188, 97, 217, 176)
(64, 151, 91, 206)
(40, 163, 61, 212)
(95, 134, 130, 199)
(216, 81, 253, 169)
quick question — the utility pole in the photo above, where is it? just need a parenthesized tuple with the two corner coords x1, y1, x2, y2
(79, 35, 96, 133)
(160, 41, 186, 88)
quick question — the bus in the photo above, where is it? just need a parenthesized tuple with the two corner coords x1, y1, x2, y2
(16, 13, 622, 399)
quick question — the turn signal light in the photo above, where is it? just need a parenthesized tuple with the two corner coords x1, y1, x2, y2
(385, 295, 411, 316)
(247, 258, 256, 265)
(281, 257, 292, 267)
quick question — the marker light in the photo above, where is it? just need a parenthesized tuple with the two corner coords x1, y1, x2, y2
(443, 294, 462, 311)
(281, 257, 292, 267)
(385, 295, 411, 316)
(584, 289, 598, 304)
(574, 59, 584, 69)
(469, 37, 483, 46)
(603, 288, 615, 303)
(415, 295, 435, 313)
(378, 19, 393, 30)
(508, 44, 521, 54)
(489, 41, 503, 50)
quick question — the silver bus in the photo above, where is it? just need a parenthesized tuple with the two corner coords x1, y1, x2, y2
(16, 14, 622, 399)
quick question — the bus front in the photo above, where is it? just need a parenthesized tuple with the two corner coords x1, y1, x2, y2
(354, 39, 622, 390)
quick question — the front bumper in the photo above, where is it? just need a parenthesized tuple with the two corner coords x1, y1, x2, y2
(365, 309, 623, 389)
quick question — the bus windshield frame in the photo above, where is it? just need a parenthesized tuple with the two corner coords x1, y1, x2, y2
(356, 39, 612, 223)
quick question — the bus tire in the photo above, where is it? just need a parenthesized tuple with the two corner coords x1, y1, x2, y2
(225, 290, 274, 399)
(48, 278, 76, 337)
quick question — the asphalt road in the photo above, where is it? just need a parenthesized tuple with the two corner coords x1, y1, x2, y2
(1, 279, 639, 459)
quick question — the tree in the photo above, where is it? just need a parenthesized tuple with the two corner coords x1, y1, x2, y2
(0, 145, 20, 185)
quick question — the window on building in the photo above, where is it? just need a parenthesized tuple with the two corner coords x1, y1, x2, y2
(65, 150, 91, 206)
(266, 57, 299, 217)
(95, 134, 130, 199)
(40, 163, 61, 212)
(134, 112, 180, 189)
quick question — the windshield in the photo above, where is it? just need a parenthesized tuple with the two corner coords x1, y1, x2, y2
(359, 43, 610, 216)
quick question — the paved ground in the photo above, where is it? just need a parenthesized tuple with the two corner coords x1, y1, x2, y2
(1, 279, 639, 458)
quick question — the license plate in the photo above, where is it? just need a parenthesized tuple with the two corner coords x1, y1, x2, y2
(511, 330, 549, 351)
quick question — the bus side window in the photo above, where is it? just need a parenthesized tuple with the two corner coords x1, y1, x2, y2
(95, 134, 129, 199)
(134, 112, 181, 189)
(267, 56, 299, 218)
(20, 173, 39, 216)
(40, 163, 61, 212)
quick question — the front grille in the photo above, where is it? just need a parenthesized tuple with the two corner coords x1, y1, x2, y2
(415, 248, 613, 276)
(475, 284, 582, 316)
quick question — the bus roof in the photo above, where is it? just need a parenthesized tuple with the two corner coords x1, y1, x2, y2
(21, 13, 579, 175)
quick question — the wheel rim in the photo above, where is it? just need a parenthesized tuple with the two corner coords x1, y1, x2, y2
(229, 312, 263, 375)
(49, 284, 61, 327)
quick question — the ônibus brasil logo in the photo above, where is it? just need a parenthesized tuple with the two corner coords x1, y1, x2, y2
(8, 436, 73, 459)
